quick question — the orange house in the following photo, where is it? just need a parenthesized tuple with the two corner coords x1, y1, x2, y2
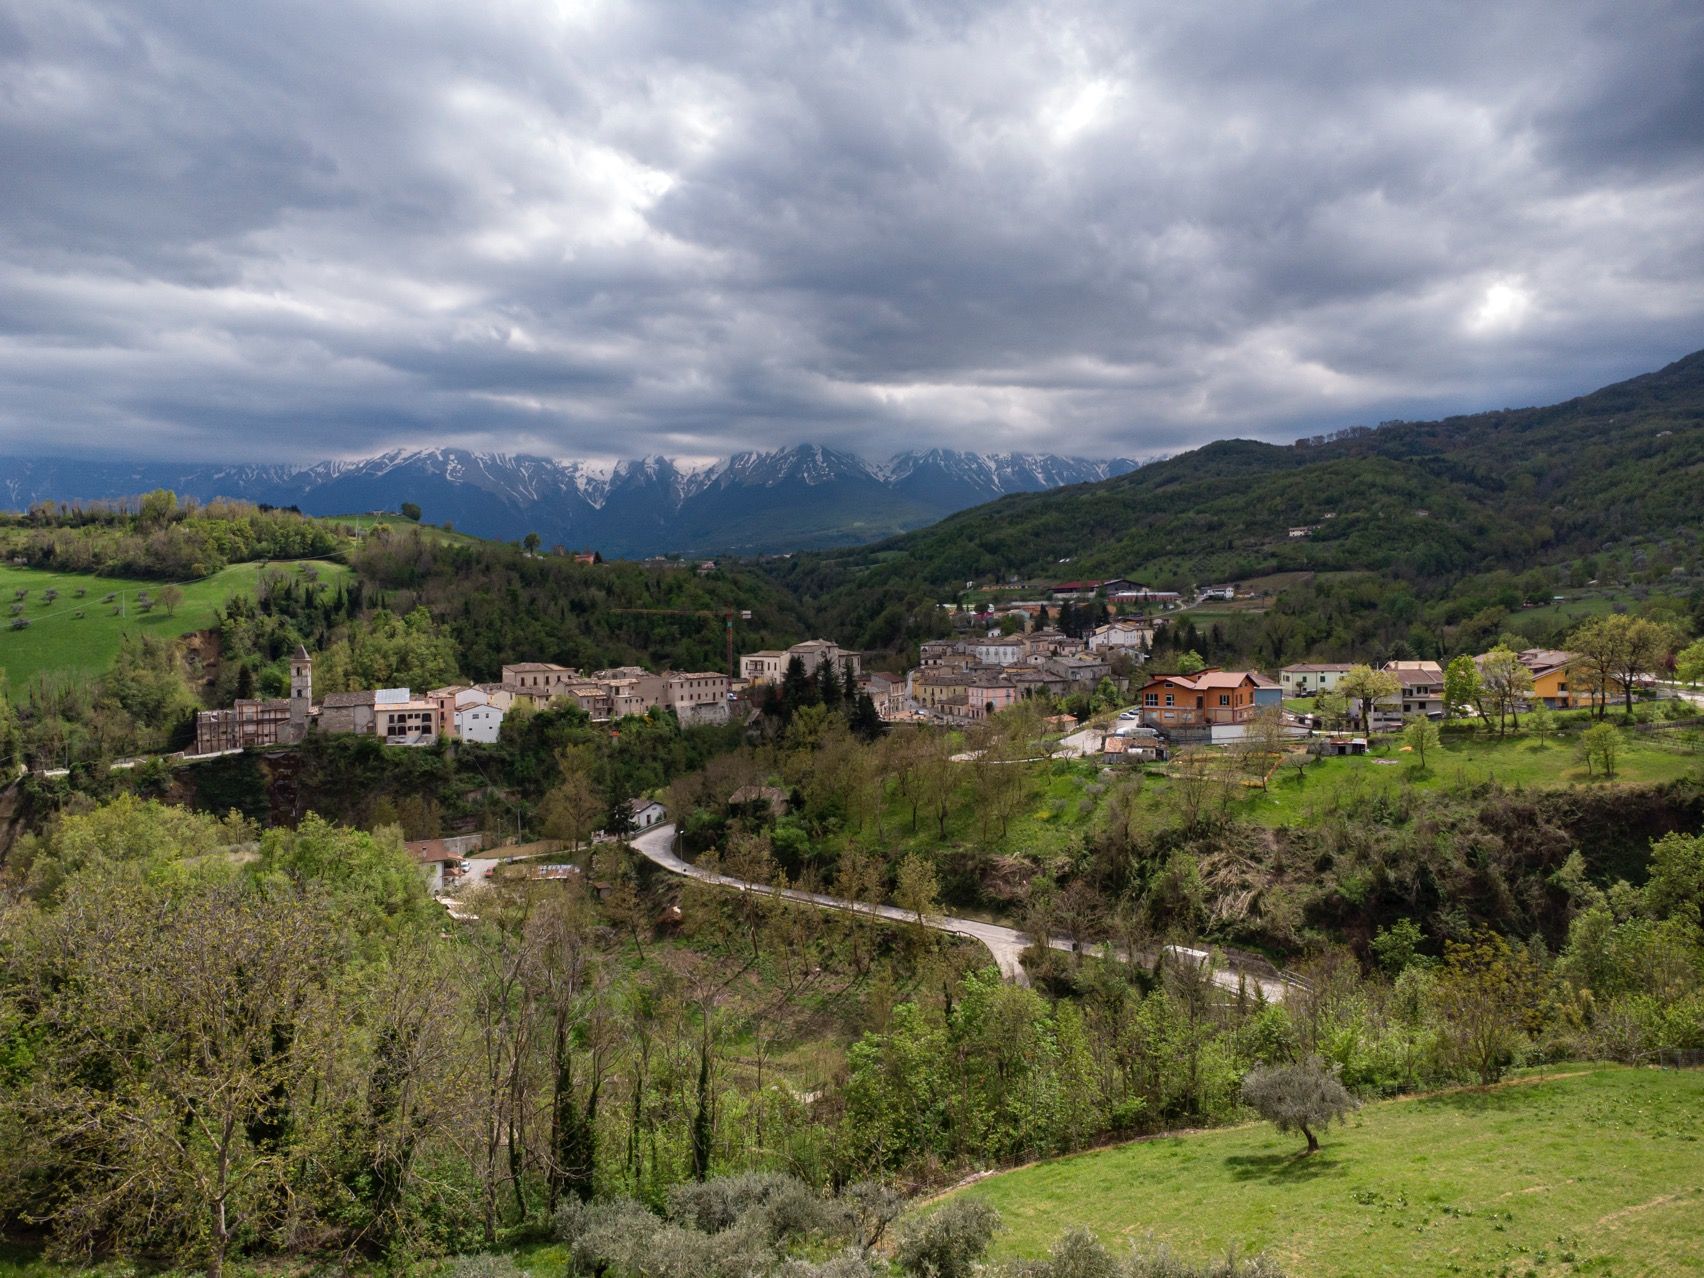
(1137, 670, 1260, 728)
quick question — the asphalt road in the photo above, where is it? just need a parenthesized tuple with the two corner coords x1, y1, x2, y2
(630, 822, 1291, 1000)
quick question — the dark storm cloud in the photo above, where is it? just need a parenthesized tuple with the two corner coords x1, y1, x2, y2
(1, 0, 1701, 464)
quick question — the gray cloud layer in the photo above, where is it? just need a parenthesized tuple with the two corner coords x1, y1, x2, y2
(2, 0, 1701, 462)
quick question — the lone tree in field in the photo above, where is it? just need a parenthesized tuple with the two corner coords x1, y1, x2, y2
(1579, 721, 1620, 778)
(1403, 715, 1442, 769)
(158, 583, 184, 617)
(1240, 1057, 1358, 1154)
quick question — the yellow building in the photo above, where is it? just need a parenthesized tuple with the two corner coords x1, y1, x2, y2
(1518, 649, 1582, 709)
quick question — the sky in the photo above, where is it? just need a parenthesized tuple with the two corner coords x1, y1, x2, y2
(2, 0, 1702, 465)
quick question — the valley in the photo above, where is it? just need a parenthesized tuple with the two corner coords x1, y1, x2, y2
(0, 355, 1701, 1278)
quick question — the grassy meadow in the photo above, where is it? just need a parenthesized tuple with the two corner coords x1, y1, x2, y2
(0, 559, 352, 691)
(1236, 726, 1704, 827)
(318, 512, 488, 545)
(955, 1063, 1704, 1277)
(1069, 724, 1704, 838)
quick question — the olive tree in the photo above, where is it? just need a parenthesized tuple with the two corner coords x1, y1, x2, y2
(894, 1199, 1001, 1278)
(1239, 1057, 1358, 1155)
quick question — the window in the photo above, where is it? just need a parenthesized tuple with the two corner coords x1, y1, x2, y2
(1219, 694, 1230, 706)
(1145, 693, 1158, 706)
(1164, 694, 1175, 707)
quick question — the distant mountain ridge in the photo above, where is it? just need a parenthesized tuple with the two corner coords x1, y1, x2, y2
(0, 445, 1141, 557)
(767, 348, 1704, 652)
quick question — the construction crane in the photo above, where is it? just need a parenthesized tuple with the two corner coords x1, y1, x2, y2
(606, 606, 752, 678)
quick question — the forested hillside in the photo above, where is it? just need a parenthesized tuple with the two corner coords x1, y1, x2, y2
(351, 533, 810, 680)
(772, 350, 1704, 651)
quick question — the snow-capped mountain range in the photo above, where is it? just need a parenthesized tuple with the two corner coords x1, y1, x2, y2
(0, 445, 1142, 556)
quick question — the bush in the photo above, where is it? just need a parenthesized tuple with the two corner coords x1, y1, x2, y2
(990, 1228, 1289, 1278)
(666, 1172, 825, 1242)
(895, 1199, 1001, 1278)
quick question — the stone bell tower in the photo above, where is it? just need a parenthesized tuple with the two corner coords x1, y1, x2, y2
(289, 644, 313, 735)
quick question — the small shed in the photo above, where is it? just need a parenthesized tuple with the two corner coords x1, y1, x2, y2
(1310, 736, 1368, 757)
(629, 798, 667, 830)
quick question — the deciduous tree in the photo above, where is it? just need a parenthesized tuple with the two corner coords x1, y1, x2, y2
(1403, 716, 1442, 769)
(1476, 646, 1534, 737)
(1443, 654, 1481, 723)
(1431, 931, 1547, 1085)
(1578, 721, 1621, 778)
(1339, 665, 1399, 734)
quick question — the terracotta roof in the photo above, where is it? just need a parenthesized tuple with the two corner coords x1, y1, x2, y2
(1193, 671, 1257, 689)
(1282, 662, 1354, 673)
(1140, 670, 1258, 692)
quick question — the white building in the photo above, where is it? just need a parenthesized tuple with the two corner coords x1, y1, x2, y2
(1279, 663, 1354, 696)
(969, 638, 1025, 665)
(440, 687, 506, 743)
(1087, 621, 1153, 652)
(740, 639, 861, 685)
(629, 798, 667, 830)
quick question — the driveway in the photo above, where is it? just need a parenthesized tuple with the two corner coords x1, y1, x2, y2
(629, 823, 1292, 1000)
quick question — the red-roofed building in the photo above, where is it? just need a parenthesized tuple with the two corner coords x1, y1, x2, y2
(1136, 670, 1261, 728)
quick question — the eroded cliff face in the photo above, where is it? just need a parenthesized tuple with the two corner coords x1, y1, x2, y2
(0, 776, 24, 864)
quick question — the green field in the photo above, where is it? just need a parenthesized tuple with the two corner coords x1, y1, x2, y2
(318, 513, 487, 545)
(954, 1064, 1704, 1277)
(1236, 728, 1703, 827)
(0, 559, 352, 690)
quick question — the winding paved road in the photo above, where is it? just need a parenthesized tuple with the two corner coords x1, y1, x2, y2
(629, 823, 1291, 1000)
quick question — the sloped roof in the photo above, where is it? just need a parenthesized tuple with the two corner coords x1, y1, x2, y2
(1193, 671, 1258, 689)
(320, 691, 376, 708)
(1518, 648, 1579, 677)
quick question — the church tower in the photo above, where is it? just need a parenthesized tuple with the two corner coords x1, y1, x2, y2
(289, 644, 313, 734)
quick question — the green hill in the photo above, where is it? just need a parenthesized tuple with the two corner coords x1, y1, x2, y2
(0, 560, 353, 691)
(951, 1064, 1704, 1277)
(772, 351, 1704, 650)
